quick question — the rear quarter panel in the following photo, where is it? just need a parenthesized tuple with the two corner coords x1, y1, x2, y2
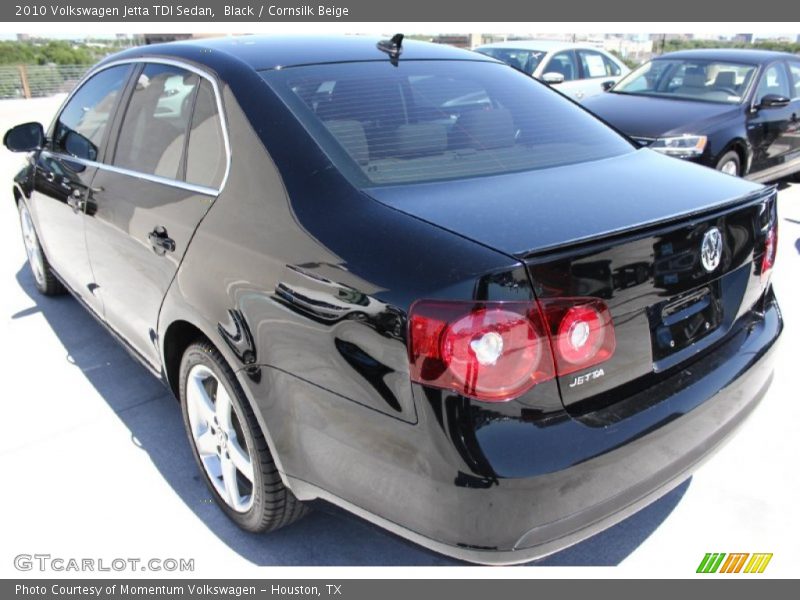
(158, 79, 526, 475)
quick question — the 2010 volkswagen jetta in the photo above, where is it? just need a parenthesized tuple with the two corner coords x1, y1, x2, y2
(4, 35, 782, 564)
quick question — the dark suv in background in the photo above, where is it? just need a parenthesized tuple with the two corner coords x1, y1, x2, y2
(584, 49, 800, 181)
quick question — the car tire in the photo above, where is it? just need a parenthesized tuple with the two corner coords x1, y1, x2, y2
(715, 151, 741, 177)
(179, 341, 308, 533)
(17, 199, 65, 296)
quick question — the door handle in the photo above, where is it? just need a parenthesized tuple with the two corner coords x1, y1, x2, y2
(148, 226, 176, 256)
(575, 91, 585, 100)
(67, 189, 85, 213)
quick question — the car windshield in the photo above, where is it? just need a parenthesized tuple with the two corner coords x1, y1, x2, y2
(612, 58, 757, 104)
(261, 60, 633, 187)
(474, 47, 546, 75)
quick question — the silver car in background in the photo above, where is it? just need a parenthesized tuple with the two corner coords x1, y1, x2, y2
(475, 40, 630, 102)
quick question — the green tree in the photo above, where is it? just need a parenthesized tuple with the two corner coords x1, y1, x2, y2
(660, 38, 800, 56)
(0, 39, 111, 66)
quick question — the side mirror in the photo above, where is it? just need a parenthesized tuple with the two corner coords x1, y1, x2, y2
(758, 94, 791, 109)
(63, 130, 98, 161)
(3, 122, 44, 152)
(541, 72, 566, 85)
(601, 80, 616, 92)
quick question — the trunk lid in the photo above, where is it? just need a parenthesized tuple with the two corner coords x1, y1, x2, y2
(525, 190, 776, 413)
(366, 149, 777, 413)
(365, 149, 765, 257)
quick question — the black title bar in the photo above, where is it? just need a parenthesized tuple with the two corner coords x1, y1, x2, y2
(3, 579, 795, 600)
(3, 0, 800, 22)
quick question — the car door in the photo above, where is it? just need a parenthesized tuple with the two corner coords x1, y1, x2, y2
(746, 61, 795, 175)
(84, 62, 228, 368)
(541, 50, 583, 101)
(576, 49, 625, 100)
(31, 64, 132, 312)
(785, 60, 800, 163)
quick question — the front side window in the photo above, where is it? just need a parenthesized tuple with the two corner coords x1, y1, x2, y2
(544, 51, 579, 81)
(578, 50, 621, 78)
(755, 63, 791, 102)
(52, 65, 130, 160)
(789, 61, 800, 100)
(614, 58, 757, 104)
(113, 63, 200, 179)
(263, 60, 633, 187)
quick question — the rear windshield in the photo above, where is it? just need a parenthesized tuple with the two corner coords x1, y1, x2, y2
(262, 60, 633, 187)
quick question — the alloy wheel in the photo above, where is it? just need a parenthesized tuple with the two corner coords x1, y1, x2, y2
(18, 203, 45, 287)
(719, 160, 738, 176)
(185, 364, 255, 512)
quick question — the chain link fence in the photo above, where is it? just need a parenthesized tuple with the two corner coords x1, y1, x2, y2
(0, 65, 90, 99)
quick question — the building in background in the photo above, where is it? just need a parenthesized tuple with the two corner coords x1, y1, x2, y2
(649, 34, 694, 42)
(143, 33, 193, 45)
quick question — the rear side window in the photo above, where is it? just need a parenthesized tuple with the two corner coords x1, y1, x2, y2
(263, 60, 633, 187)
(52, 65, 130, 160)
(578, 50, 621, 78)
(113, 63, 200, 179)
(185, 80, 226, 188)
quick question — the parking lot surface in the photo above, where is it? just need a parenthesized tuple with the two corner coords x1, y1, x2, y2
(0, 97, 797, 575)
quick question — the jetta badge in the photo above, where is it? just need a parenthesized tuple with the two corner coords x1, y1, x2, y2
(701, 227, 723, 272)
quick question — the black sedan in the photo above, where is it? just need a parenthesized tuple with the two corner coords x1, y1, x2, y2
(4, 36, 782, 564)
(584, 49, 800, 181)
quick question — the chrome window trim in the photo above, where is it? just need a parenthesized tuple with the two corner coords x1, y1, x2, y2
(40, 150, 220, 197)
(50, 56, 232, 195)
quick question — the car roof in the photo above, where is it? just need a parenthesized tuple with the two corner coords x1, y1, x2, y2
(656, 48, 798, 64)
(101, 34, 499, 72)
(475, 40, 602, 52)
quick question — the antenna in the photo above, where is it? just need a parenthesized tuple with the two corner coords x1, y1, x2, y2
(377, 33, 404, 66)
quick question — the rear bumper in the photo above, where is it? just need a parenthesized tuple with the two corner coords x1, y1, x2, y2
(512, 312, 779, 561)
(261, 295, 781, 565)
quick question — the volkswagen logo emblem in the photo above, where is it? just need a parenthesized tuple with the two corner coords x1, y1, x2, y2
(701, 227, 723, 272)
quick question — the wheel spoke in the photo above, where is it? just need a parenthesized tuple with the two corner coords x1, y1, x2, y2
(187, 374, 215, 427)
(215, 384, 233, 434)
(220, 453, 240, 508)
(195, 428, 217, 457)
(228, 438, 254, 483)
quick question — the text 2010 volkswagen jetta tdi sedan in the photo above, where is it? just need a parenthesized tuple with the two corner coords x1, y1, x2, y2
(4, 35, 782, 564)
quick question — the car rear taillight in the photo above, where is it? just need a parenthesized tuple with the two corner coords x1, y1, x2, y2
(538, 298, 616, 376)
(408, 297, 615, 402)
(761, 221, 777, 285)
(408, 301, 555, 402)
